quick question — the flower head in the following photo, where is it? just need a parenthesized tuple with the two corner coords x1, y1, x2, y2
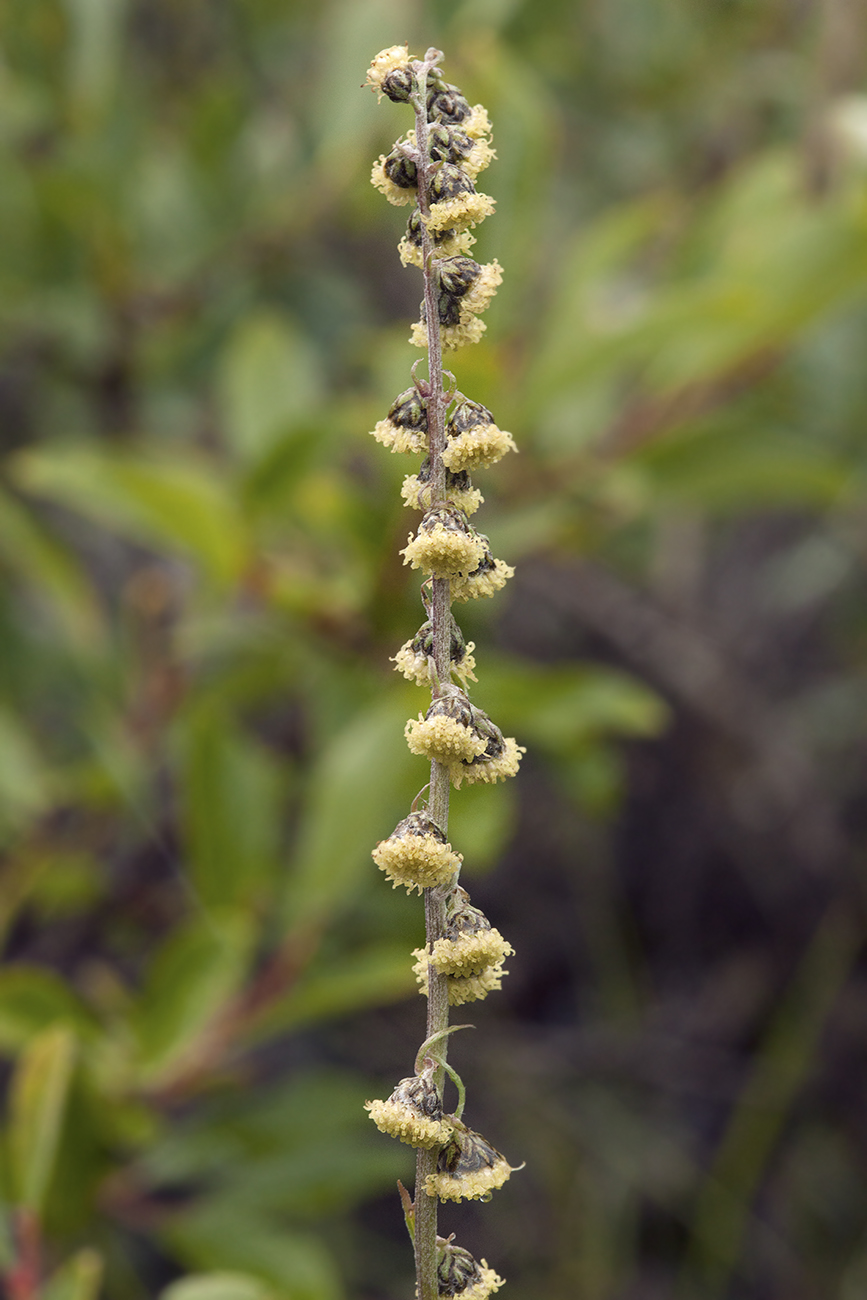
(365, 45, 414, 101)
(424, 1121, 516, 1202)
(371, 151, 418, 206)
(400, 505, 486, 578)
(429, 1242, 505, 1299)
(443, 400, 517, 472)
(405, 686, 487, 765)
(392, 616, 477, 689)
(427, 889, 514, 976)
(449, 535, 515, 603)
(370, 387, 428, 454)
(372, 811, 462, 892)
(401, 459, 483, 516)
(426, 122, 496, 181)
(398, 208, 476, 269)
(365, 1065, 452, 1149)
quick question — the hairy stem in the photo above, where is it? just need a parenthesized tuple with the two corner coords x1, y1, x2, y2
(411, 48, 452, 1300)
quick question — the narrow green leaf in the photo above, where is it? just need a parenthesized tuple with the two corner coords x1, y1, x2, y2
(8, 1024, 76, 1214)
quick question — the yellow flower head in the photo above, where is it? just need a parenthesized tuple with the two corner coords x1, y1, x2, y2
(405, 686, 487, 765)
(426, 190, 497, 235)
(370, 387, 428, 454)
(451, 735, 525, 789)
(428, 927, 514, 978)
(365, 45, 414, 100)
(400, 460, 483, 515)
(392, 616, 477, 689)
(365, 1069, 452, 1149)
(398, 208, 476, 269)
(372, 811, 462, 893)
(428, 1244, 506, 1300)
(443, 399, 517, 473)
(411, 316, 487, 351)
(371, 152, 418, 206)
(424, 1123, 516, 1202)
(449, 543, 515, 603)
(400, 505, 486, 578)
(413, 951, 509, 1004)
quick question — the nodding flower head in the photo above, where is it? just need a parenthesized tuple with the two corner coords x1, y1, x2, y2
(398, 208, 476, 269)
(372, 810, 462, 893)
(426, 888, 514, 977)
(365, 45, 415, 100)
(426, 87, 493, 141)
(425, 165, 496, 235)
(424, 1120, 517, 1202)
(449, 533, 515, 605)
(401, 459, 483, 516)
(392, 615, 478, 689)
(410, 260, 503, 351)
(405, 685, 488, 766)
(371, 147, 419, 206)
(365, 1063, 452, 1149)
(443, 400, 517, 472)
(430, 1242, 506, 1299)
(371, 387, 429, 454)
(400, 505, 487, 578)
(426, 123, 496, 181)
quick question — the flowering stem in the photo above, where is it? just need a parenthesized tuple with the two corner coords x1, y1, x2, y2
(411, 47, 453, 1300)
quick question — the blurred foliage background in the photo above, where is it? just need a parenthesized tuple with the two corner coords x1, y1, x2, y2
(2, 0, 867, 1297)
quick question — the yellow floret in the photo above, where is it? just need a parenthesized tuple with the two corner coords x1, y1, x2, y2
(370, 155, 417, 206)
(425, 191, 496, 234)
(372, 831, 462, 893)
(451, 737, 526, 788)
(400, 524, 486, 577)
(405, 714, 487, 765)
(442, 424, 517, 473)
(427, 928, 514, 977)
(365, 1097, 452, 1148)
(424, 1155, 513, 1202)
(450, 559, 515, 602)
(412, 952, 509, 1004)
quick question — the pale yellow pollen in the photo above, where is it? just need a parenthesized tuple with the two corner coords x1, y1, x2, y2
(365, 45, 412, 97)
(450, 559, 515, 603)
(424, 1155, 513, 1202)
(372, 831, 462, 893)
(365, 1097, 452, 1148)
(400, 523, 486, 577)
(370, 155, 416, 206)
(412, 952, 509, 1004)
(425, 191, 496, 234)
(442, 423, 517, 473)
(370, 418, 428, 455)
(405, 714, 487, 765)
(451, 736, 526, 788)
(400, 474, 483, 515)
(392, 638, 478, 689)
(427, 928, 514, 976)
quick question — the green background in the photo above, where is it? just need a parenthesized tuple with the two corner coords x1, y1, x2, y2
(2, 1, 867, 1297)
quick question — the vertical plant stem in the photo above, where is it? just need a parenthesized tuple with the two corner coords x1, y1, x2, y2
(411, 49, 451, 1300)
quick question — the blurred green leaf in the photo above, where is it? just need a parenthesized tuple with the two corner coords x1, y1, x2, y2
(0, 967, 95, 1053)
(11, 447, 248, 589)
(179, 703, 285, 909)
(0, 706, 55, 840)
(8, 1024, 76, 1214)
(159, 1274, 277, 1300)
(219, 311, 324, 466)
(0, 484, 102, 650)
(249, 942, 414, 1039)
(282, 692, 418, 932)
(166, 1214, 343, 1300)
(42, 1247, 104, 1300)
(132, 912, 254, 1085)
